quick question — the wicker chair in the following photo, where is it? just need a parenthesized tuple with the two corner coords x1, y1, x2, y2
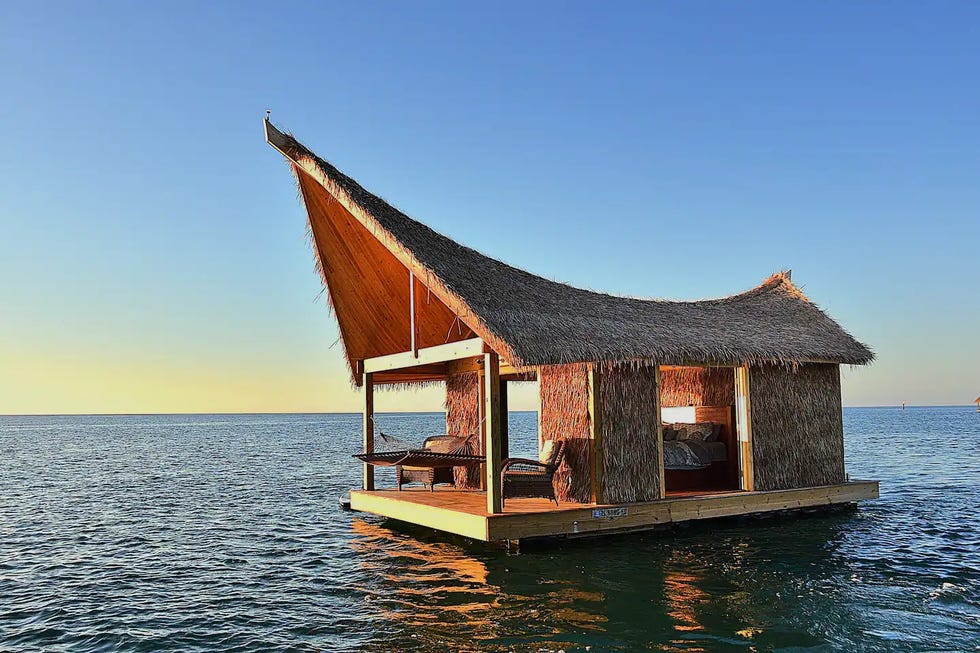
(396, 434, 473, 491)
(500, 439, 566, 507)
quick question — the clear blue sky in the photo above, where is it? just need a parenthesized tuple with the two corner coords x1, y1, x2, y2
(1, 1, 977, 413)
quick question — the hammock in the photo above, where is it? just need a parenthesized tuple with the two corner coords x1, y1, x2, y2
(353, 432, 484, 468)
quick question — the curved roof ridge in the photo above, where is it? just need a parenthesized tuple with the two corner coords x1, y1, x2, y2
(281, 131, 803, 307)
(269, 123, 874, 367)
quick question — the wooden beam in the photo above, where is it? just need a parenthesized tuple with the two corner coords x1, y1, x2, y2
(445, 357, 481, 375)
(735, 366, 755, 492)
(447, 357, 533, 378)
(372, 372, 448, 385)
(587, 364, 603, 504)
(537, 369, 544, 454)
(362, 371, 375, 491)
(478, 367, 487, 491)
(264, 118, 291, 154)
(483, 352, 502, 514)
(363, 338, 484, 374)
(654, 366, 666, 499)
(499, 379, 509, 460)
(372, 363, 448, 385)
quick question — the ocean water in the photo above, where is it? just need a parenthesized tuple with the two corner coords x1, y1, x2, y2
(1, 407, 978, 652)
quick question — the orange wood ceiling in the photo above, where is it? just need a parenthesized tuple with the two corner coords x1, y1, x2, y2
(296, 171, 472, 373)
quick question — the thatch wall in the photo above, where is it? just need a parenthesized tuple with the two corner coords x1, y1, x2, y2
(539, 364, 593, 503)
(749, 364, 845, 491)
(660, 367, 734, 407)
(599, 365, 663, 503)
(446, 372, 482, 489)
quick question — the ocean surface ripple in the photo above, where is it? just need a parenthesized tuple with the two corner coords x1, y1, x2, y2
(1, 407, 978, 652)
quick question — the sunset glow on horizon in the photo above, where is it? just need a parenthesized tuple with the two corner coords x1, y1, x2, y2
(2, 2, 977, 414)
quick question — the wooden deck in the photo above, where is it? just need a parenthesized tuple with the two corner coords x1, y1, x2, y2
(349, 480, 879, 542)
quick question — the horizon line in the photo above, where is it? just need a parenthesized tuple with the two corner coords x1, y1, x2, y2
(0, 404, 976, 418)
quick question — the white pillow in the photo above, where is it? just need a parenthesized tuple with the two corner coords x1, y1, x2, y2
(539, 440, 558, 464)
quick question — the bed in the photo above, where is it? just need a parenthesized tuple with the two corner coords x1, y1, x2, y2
(662, 421, 727, 470)
(662, 406, 740, 491)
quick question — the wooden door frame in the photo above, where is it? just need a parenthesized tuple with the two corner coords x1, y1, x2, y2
(734, 366, 755, 491)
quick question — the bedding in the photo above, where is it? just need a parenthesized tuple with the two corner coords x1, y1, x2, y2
(702, 441, 728, 462)
(662, 421, 727, 470)
(663, 439, 716, 470)
(674, 422, 721, 442)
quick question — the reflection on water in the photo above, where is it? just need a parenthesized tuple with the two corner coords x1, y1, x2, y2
(351, 519, 498, 640)
(1, 408, 979, 652)
(664, 568, 707, 633)
(346, 507, 876, 651)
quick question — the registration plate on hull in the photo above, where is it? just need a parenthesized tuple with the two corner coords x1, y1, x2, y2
(592, 507, 628, 519)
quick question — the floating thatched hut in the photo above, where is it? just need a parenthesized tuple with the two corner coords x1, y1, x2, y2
(265, 119, 878, 544)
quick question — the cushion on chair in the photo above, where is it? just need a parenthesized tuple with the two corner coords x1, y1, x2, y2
(539, 440, 559, 465)
(424, 435, 468, 454)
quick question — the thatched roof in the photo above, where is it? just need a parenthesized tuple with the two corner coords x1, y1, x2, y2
(267, 121, 874, 369)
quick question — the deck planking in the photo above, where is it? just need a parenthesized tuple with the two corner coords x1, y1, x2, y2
(349, 481, 879, 542)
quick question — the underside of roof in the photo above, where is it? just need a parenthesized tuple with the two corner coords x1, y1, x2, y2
(266, 121, 874, 372)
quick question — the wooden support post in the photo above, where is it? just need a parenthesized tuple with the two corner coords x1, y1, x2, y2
(477, 367, 486, 491)
(362, 371, 375, 491)
(654, 365, 666, 499)
(499, 379, 509, 460)
(483, 352, 502, 514)
(735, 366, 755, 492)
(536, 370, 544, 453)
(587, 365, 603, 504)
